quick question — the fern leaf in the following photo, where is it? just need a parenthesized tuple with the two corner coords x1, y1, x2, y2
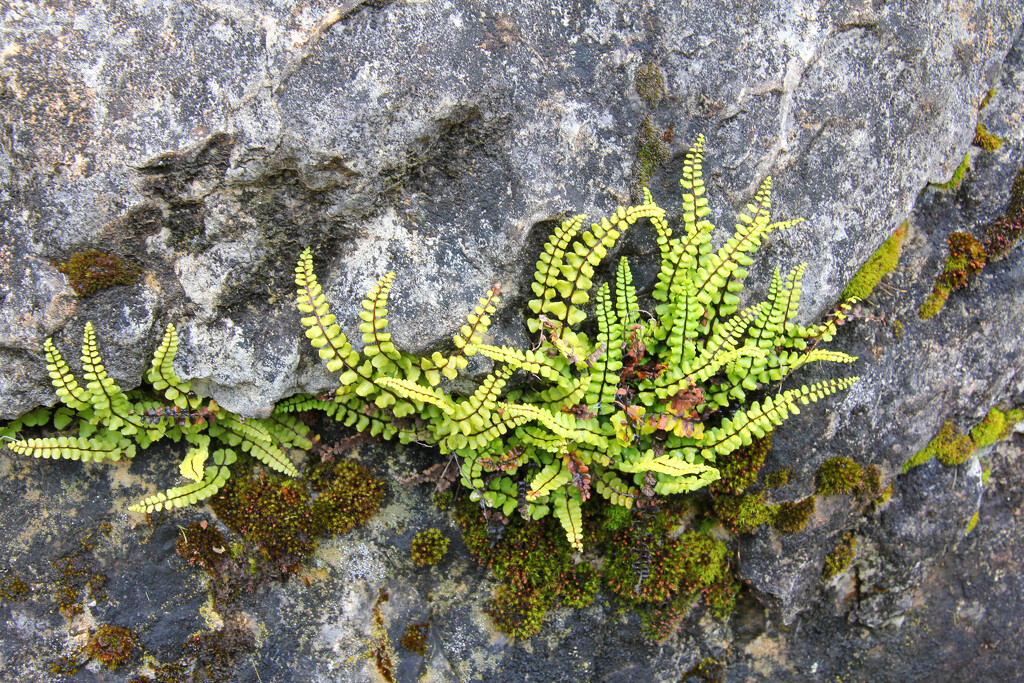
(294, 247, 362, 375)
(359, 272, 403, 366)
(528, 214, 587, 332)
(701, 378, 859, 460)
(527, 456, 570, 500)
(128, 448, 236, 513)
(80, 322, 134, 431)
(465, 343, 570, 383)
(147, 323, 193, 408)
(44, 338, 90, 412)
(5, 434, 135, 462)
(552, 488, 585, 550)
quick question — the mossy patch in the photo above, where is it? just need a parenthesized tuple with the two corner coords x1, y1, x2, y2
(816, 457, 864, 496)
(904, 422, 973, 470)
(842, 221, 907, 301)
(55, 249, 141, 297)
(634, 61, 667, 108)
(400, 622, 429, 656)
(965, 510, 980, 534)
(973, 122, 1002, 151)
(712, 491, 776, 534)
(410, 528, 449, 567)
(969, 407, 1023, 449)
(772, 497, 815, 534)
(933, 153, 970, 191)
(631, 115, 670, 201)
(712, 434, 771, 495)
(822, 531, 857, 580)
(85, 625, 135, 669)
(919, 232, 987, 319)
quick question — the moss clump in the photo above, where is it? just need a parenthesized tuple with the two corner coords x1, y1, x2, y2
(453, 497, 577, 638)
(965, 510, 980, 534)
(772, 496, 815, 534)
(842, 222, 907, 301)
(433, 491, 453, 510)
(86, 625, 135, 669)
(559, 562, 600, 608)
(822, 532, 857, 580)
(176, 521, 230, 574)
(969, 407, 1022, 449)
(712, 491, 776, 534)
(905, 422, 974, 470)
(400, 622, 429, 656)
(0, 574, 29, 603)
(489, 585, 552, 639)
(703, 576, 741, 620)
(933, 153, 970, 190)
(973, 122, 1003, 151)
(634, 61, 667, 108)
(684, 658, 726, 682)
(816, 457, 864, 495)
(712, 434, 771, 495)
(765, 468, 790, 488)
(631, 115, 669, 200)
(308, 461, 386, 535)
(210, 461, 385, 575)
(56, 249, 141, 297)
(410, 528, 449, 567)
(920, 232, 987, 319)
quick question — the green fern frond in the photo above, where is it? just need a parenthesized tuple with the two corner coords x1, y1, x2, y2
(45, 339, 90, 412)
(128, 448, 236, 513)
(552, 488, 585, 551)
(147, 323, 193, 409)
(6, 434, 135, 462)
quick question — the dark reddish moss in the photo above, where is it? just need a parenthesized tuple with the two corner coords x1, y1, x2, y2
(488, 585, 552, 639)
(0, 573, 29, 603)
(772, 497, 815, 534)
(410, 528, 449, 567)
(816, 457, 864, 496)
(711, 434, 771, 495)
(86, 625, 135, 669)
(56, 249, 141, 297)
(703, 576, 741, 620)
(176, 521, 230, 574)
(712, 491, 776, 534)
(400, 622, 430, 655)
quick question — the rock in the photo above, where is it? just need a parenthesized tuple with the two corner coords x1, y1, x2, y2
(2, 1, 1024, 681)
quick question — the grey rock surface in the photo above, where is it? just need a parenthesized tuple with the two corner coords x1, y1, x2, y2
(2, 0, 1024, 681)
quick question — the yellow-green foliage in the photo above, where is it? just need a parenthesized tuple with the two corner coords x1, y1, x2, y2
(933, 153, 970, 191)
(822, 531, 857, 580)
(919, 232, 987, 319)
(816, 456, 864, 495)
(289, 136, 859, 551)
(973, 122, 1003, 151)
(841, 222, 907, 301)
(2, 323, 312, 513)
(969, 407, 1023, 449)
(965, 510, 980, 534)
(410, 528, 450, 566)
(904, 422, 973, 470)
(772, 496, 815, 534)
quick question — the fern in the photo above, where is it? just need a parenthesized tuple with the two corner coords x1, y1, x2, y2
(293, 134, 858, 550)
(3, 323, 300, 512)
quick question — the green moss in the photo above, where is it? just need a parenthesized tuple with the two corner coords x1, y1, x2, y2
(488, 585, 552, 639)
(433, 491, 453, 510)
(816, 457, 864, 495)
(410, 528, 449, 567)
(892, 320, 904, 339)
(764, 468, 790, 488)
(308, 461, 386, 535)
(772, 496, 815, 534)
(905, 421, 974, 470)
(0, 574, 29, 603)
(86, 625, 135, 669)
(712, 434, 771, 495)
(56, 249, 141, 297)
(209, 460, 384, 575)
(400, 622, 429, 656)
(969, 407, 1021, 449)
(632, 115, 669, 200)
(822, 531, 857, 580)
(973, 122, 1003, 151)
(453, 497, 577, 638)
(683, 658, 726, 682)
(920, 232, 987, 319)
(559, 562, 600, 608)
(841, 222, 907, 301)
(634, 61, 667, 108)
(712, 491, 776, 534)
(703, 576, 741, 621)
(933, 153, 971, 190)
(965, 510, 980, 534)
